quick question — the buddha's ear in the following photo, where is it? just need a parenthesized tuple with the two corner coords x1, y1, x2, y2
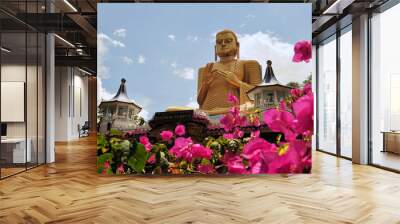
(237, 42, 240, 59)
(214, 45, 217, 61)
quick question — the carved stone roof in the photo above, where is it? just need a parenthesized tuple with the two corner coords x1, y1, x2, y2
(100, 78, 141, 110)
(247, 60, 291, 96)
(262, 60, 280, 85)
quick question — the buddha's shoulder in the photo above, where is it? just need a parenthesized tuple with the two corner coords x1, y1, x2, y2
(199, 62, 215, 68)
(198, 63, 216, 75)
(238, 59, 261, 66)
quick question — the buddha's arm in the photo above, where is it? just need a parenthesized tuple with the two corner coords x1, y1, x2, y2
(197, 67, 208, 107)
(240, 60, 262, 102)
(244, 60, 262, 86)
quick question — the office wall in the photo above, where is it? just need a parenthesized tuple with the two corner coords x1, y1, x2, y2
(1, 64, 41, 139)
(54, 67, 89, 141)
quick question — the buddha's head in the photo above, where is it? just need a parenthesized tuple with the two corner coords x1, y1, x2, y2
(215, 30, 239, 60)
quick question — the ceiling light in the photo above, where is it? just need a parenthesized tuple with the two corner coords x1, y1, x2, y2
(78, 67, 92, 76)
(63, 0, 78, 12)
(1, 47, 11, 53)
(322, 0, 353, 15)
(54, 34, 75, 48)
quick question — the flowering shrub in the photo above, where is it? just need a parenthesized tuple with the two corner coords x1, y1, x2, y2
(292, 40, 312, 63)
(97, 85, 313, 175)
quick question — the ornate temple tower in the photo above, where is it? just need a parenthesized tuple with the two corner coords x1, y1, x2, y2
(98, 79, 143, 133)
(247, 60, 292, 111)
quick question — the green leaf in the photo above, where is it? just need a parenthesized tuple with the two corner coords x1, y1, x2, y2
(110, 129, 122, 136)
(120, 140, 130, 152)
(110, 138, 130, 154)
(128, 143, 147, 173)
(97, 134, 108, 150)
(106, 168, 114, 175)
(97, 153, 113, 167)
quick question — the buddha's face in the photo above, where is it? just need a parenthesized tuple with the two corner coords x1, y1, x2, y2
(216, 32, 238, 58)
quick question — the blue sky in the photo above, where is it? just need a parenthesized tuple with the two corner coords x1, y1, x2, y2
(98, 3, 312, 120)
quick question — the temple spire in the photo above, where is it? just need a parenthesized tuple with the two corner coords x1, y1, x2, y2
(112, 78, 130, 101)
(263, 60, 279, 84)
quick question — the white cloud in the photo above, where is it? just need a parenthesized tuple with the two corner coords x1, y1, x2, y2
(122, 56, 133, 65)
(238, 31, 312, 84)
(240, 23, 246, 28)
(135, 97, 152, 121)
(245, 14, 256, 19)
(98, 33, 125, 48)
(97, 33, 125, 79)
(187, 35, 199, 42)
(137, 55, 146, 64)
(98, 62, 110, 80)
(170, 62, 177, 68)
(97, 32, 127, 104)
(168, 34, 176, 41)
(209, 31, 218, 43)
(113, 28, 127, 38)
(97, 77, 114, 105)
(186, 95, 199, 109)
(139, 109, 150, 121)
(173, 67, 195, 80)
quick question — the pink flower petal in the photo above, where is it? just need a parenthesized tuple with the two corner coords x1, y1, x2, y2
(175, 124, 186, 136)
(160, 130, 174, 141)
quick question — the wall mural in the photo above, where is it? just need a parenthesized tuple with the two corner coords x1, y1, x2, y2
(97, 3, 313, 175)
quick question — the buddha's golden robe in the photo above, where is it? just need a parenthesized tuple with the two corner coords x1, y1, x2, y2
(197, 59, 262, 115)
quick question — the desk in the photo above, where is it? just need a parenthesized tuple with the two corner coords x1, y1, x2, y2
(1, 138, 31, 163)
(382, 131, 400, 154)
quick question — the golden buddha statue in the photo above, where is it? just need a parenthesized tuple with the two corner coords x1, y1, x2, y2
(197, 29, 262, 115)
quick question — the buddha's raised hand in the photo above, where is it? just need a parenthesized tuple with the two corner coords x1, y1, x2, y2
(211, 69, 242, 88)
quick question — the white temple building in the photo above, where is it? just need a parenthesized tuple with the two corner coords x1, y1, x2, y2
(98, 79, 143, 133)
(247, 60, 292, 111)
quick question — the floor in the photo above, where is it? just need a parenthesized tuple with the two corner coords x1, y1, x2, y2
(1, 163, 43, 178)
(0, 136, 400, 223)
(372, 151, 400, 171)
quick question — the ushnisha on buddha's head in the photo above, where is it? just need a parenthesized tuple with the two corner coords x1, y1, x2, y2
(215, 29, 240, 60)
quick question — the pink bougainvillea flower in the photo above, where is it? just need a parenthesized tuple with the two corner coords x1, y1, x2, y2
(250, 130, 260, 139)
(191, 144, 212, 160)
(228, 92, 239, 104)
(250, 116, 261, 127)
(104, 160, 111, 169)
(139, 135, 150, 145)
(264, 109, 297, 141)
(230, 106, 240, 117)
(175, 124, 186, 136)
(160, 130, 174, 141)
(233, 128, 244, 138)
(292, 92, 314, 135)
(292, 40, 312, 63)
(302, 83, 312, 95)
(170, 137, 212, 162)
(290, 88, 302, 99)
(147, 154, 156, 164)
(169, 137, 193, 160)
(198, 164, 214, 174)
(235, 115, 248, 127)
(242, 137, 278, 174)
(224, 152, 249, 174)
(220, 113, 235, 132)
(268, 140, 309, 173)
(279, 100, 287, 111)
(117, 164, 125, 174)
(139, 135, 152, 152)
(223, 133, 235, 140)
